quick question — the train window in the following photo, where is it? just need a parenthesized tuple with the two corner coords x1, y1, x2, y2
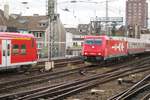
(85, 39, 102, 45)
(85, 39, 94, 44)
(7, 44, 10, 56)
(12, 45, 19, 55)
(3, 50, 5, 56)
(21, 44, 26, 55)
(94, 39, 102, 45)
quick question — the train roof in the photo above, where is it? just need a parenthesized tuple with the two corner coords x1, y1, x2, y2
(0, 32, 34, 39)
(84, 35, 150, 43)
(84, 35, 109, 39)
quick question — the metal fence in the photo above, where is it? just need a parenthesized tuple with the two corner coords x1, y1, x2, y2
(37, 41, 82, 60)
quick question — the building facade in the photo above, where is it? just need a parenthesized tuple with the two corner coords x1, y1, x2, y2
(66, 32, 84, 56)
(126, 0, 148, 28)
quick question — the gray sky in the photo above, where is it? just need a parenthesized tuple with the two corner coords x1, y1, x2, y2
(0, 0, 149, 27)
(57, 0, 126, 27)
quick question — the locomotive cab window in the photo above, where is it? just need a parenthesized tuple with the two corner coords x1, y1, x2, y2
(85, 39, 102, 45)
(21, 44, 26, 55)
(85, 39, 94, 44)
(94, 39, 102, 45)
(12, 45, 19, 55)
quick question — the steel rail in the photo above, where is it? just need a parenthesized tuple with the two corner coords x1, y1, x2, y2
(0, 55, 147, 93)
(0, 61, 129, 99)
(0, 65, 97, 92)
(108, 74, 150, 100)
(1, 56, 150, 99)
(141, 93, 150, 100)
(48, 66, 150, 100)
(1, 55, 149, 88)
(122, 83, 150, 100)
(16, 63, 150, 100)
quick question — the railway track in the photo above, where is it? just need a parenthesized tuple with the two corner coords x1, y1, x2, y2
(37, 57, 83, 66)
(141, 93, 150, 100)
(25, 65, 150, 100)
(33, 57, 84, 71)
(0, 56, 150, 100)
(0, 57, 83, 81)
(0, 64, 96, 93)
(0, 55, 136, 94)
(108, 74, 150, 100)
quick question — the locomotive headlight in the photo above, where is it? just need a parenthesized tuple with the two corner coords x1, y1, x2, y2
(85, 52, 87, 55)
(98, 53, 101, 55)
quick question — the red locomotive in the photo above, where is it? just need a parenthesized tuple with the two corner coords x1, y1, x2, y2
(82, 35, 150, 61)
(0, 32, 38, 70)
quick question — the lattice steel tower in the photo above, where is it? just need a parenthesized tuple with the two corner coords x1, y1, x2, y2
(46, 0, 57, 60)
(47, 0, 57, 20)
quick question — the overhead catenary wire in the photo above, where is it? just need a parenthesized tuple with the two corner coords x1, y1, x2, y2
(58, 0, 125, 27)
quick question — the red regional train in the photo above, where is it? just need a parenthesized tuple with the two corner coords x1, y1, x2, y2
(0, 32, 38, 70)
(82, 35, 150, 61)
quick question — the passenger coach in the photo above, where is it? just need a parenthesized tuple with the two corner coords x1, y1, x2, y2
(0, 32, 38, 70)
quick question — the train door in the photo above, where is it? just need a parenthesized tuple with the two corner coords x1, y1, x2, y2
(2, 40, 11, 67)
